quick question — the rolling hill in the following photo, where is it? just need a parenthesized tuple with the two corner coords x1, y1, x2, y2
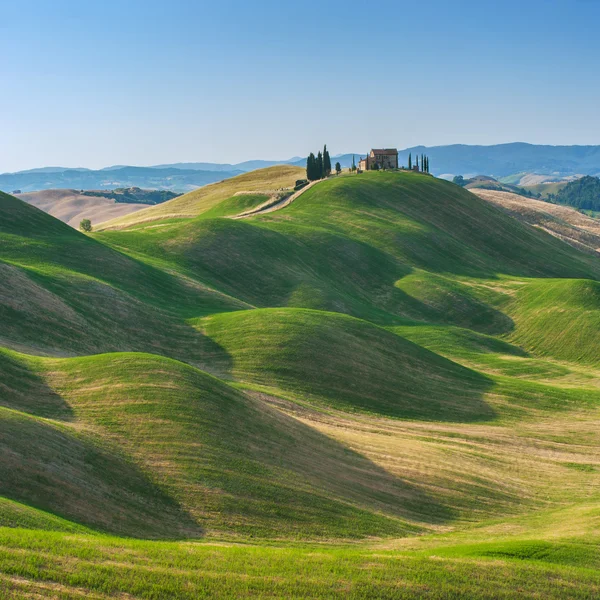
(15, 188, 152, 228)
(16, 187, 180, 228)
(2, 167, 600, 597)
(472, 188, 600, 255)
(551, 175, 600, 210)
(97, 164, 304, 229)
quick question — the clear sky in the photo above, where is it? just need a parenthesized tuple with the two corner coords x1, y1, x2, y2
(1, 0, 599, 171)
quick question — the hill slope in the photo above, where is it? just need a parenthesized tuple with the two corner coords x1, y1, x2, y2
(16, 188, 152, 227)
(97, 164, 304, 229)
(473, 188, 600, 255)
(552, 175, 600, 210)
(0, 190, 244, 358)
(3, 169, 600, 595)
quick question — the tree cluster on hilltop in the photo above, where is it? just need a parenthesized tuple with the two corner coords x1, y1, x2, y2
(307, 145, 332, 181)
(407, 153, 430, 173)
(548, 176, 600, 211)
(82, 187, 180, 205)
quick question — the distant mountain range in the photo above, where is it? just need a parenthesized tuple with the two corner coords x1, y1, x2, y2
(400, 143, 600, 179)
(0, 166, 244, 194)
(3, 144, 600, 193)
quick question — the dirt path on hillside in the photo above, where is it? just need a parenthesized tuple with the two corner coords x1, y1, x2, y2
(232, 180, 322, 219)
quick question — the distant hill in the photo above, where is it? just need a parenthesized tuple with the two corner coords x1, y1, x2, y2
(98, 164, 304, 230)
(551, 175, 600, 211)
(7, 143, 600, 194)
(15, 189, 156, 228)
(0, 166, 243, 193)
(453, 174, 543, 199)
(472, 188, 600, 255)
(400, 143, 600, 178)
(81, 187, 180, 205)
(152, 158, 304, 172)
(520, 180, 569, 198)
(14, 166, 92, 175)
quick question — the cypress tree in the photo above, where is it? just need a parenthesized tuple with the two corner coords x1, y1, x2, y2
(317, 151, 324, 179)
(323, 145, 331, 176)
(408, 153, 412, 170)
(416, 155, 419, 171)
(307, 153, 316, 181)
(351, 155, 356, 171)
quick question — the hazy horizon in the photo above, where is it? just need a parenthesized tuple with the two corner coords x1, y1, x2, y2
(5, 141, 600, 174)
(2, 0, 600, 172)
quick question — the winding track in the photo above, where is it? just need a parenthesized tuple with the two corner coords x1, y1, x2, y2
(232, 179, 322, 219)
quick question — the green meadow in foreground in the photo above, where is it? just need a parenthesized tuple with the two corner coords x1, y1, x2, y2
(1, 168, 600, 597)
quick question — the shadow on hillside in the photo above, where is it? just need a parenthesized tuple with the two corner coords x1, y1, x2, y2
(199, 307, 498, 424)
(246, 392, 508, 528)
(88, 213, 520, 343)
(13, 268, 236, 375)
(0, 408, 203, 539)
(384, 283, 515, 336)
(375, 179, 600, 281)
(0, 350, 74, 421)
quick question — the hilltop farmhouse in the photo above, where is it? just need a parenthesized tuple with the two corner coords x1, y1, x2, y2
(358, 149, 398, 171)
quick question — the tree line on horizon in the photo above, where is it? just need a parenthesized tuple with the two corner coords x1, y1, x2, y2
(306, 145, 332, 181)
(548, 175, 600, 211)
(408, 153, 430, 173)
(307, 147, 432, 178)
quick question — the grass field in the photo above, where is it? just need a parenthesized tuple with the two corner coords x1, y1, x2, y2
(2, 168, 600, 597)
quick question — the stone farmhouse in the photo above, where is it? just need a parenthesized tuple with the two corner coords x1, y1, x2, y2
(358, 149, 398, 171)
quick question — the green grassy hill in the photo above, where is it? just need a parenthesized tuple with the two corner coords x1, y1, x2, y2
(2, 168, 600, 597)
(97, 165, 304, 229)
(195, 307, 493, 421)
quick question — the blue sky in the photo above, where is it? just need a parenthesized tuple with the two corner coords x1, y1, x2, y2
(1, 0, 599, 171)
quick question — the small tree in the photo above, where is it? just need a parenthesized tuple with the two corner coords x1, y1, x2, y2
(453, 175, 466, 187)
(408, 153, 412, 170)
(335, 162, 342, 175)
(80, 218, 92, 232)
